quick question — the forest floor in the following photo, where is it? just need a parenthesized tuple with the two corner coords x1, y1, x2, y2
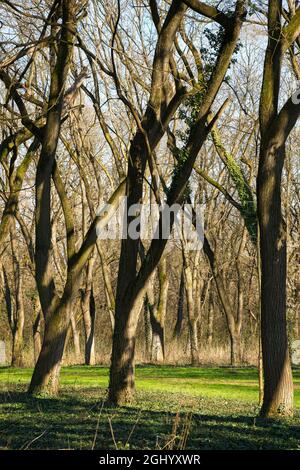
(0, 365, 299, 450)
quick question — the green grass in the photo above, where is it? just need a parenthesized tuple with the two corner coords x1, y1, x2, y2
(0, 365, 299, 450)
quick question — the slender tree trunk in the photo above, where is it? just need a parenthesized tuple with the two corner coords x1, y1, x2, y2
(174, 268, 185, 338)
(189, 319, 199, 366)
(229, 330, 241, 367)
(11, 287, 25, 368)
(70, 310, 81, 363)
(82, 285, 96, 365)
(33, 309, 43, 364)
(150, 258, 169, 363)
(184, 259, 199, 365)
(10, 228, 25, 368)
(203, 236, 242, 366)
(207, 293, 214, 346)
(143, 298, 152, 362)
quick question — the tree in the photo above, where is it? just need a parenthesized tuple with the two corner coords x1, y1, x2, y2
(109, 0, 247, 405)
(257, 0, 300, 418)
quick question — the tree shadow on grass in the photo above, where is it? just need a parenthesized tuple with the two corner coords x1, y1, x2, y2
(0, 389, 299, 450)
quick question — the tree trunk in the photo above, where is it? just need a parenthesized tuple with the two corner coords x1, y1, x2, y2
(82, 285, 96, 365)
(11, 301, 25, 368)
(10, 229, 25, 368)
(150, 258, 169, 363)
(109, 299, 143, 405)
(143, 297, 152, 362)
(28, 302, 69, 395)
(189, 319, 199, 366)
(174, 268, 185, 338)
(258, 144, 293, 416)
(32, 297, 43, 364)
(70, 310, 81, 363)
(207, 293, 214, 346)
(183, 251, 199, 365)
(256, 0, 296, 418)
(229, 330, 241, 367)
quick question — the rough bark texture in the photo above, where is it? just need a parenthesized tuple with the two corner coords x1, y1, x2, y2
(257, 0, 300, 417)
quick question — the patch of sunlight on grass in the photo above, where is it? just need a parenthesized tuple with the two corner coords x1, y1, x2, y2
(0, 365, 299, 406)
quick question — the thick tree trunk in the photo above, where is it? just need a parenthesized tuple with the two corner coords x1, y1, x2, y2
(258, 145, 293, 417)
(256, 0, 297, 418)
(28, 302, 69, 395)
(108, 300, 143, 405)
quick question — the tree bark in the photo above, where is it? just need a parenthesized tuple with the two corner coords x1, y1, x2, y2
(81, 283, 96, 366)
(257, 0, 298, 417)
(150, 258, 169, 363)
(28, 300, 69, 395)
(174, 268, 185, 338)
(70, 309, 81, 363)
(33, 305, 43, 364)
(258, 143, 293, 416)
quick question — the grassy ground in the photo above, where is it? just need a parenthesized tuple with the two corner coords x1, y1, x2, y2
(0, 365, 299, 450)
